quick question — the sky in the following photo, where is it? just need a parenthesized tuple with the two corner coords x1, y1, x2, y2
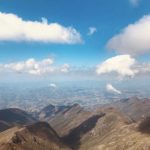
(0, 0, 150, 90)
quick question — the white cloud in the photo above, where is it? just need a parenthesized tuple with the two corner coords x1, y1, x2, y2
(107, 15, 150, 56)
(129, 0, 140, 7)
(106, 83, 121, 94)
(0, 12, 82, 44)
(4, 58, 54, 75)
(88, 27, 97, 36)
(49, 83, 57, 88)
(96, 55, 138, 78)
(137, 63, 150, 74)
(0, 58, 71, 75)
(60, 64, 70, 73)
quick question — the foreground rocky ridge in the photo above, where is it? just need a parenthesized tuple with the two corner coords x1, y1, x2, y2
(71, 108, 150, 150)
(0, 97, 150, 150)
(0, 122, 70, 150)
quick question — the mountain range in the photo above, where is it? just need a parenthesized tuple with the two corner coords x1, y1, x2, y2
(0, 97, 150, 150)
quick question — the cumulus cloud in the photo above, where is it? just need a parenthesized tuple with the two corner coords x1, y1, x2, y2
(107, 15, 150, 56)
(4, 58, 54, 75)
(60, 64, 70, 73)
(88, 27, 97, 36)
(0, 12, 82, 44)
(49, 83, 57, 88)
(137, 63, 150, 74)
(106, 83, 121, 94)
(0, 58, 71, 75)
(96, 55, 138, 78)
(129, 0, 140, 7)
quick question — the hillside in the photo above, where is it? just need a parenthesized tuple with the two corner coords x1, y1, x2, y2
(105, 97, 150, 121)
(63, 107, 150, 150)
(39, 104, 93, 137)
(0, 108, 36, 132)
(0, 122, 71, 150)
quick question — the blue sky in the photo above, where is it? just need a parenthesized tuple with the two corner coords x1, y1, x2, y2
(0, 0, 150, 86)
(0, 0, 149, 65)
